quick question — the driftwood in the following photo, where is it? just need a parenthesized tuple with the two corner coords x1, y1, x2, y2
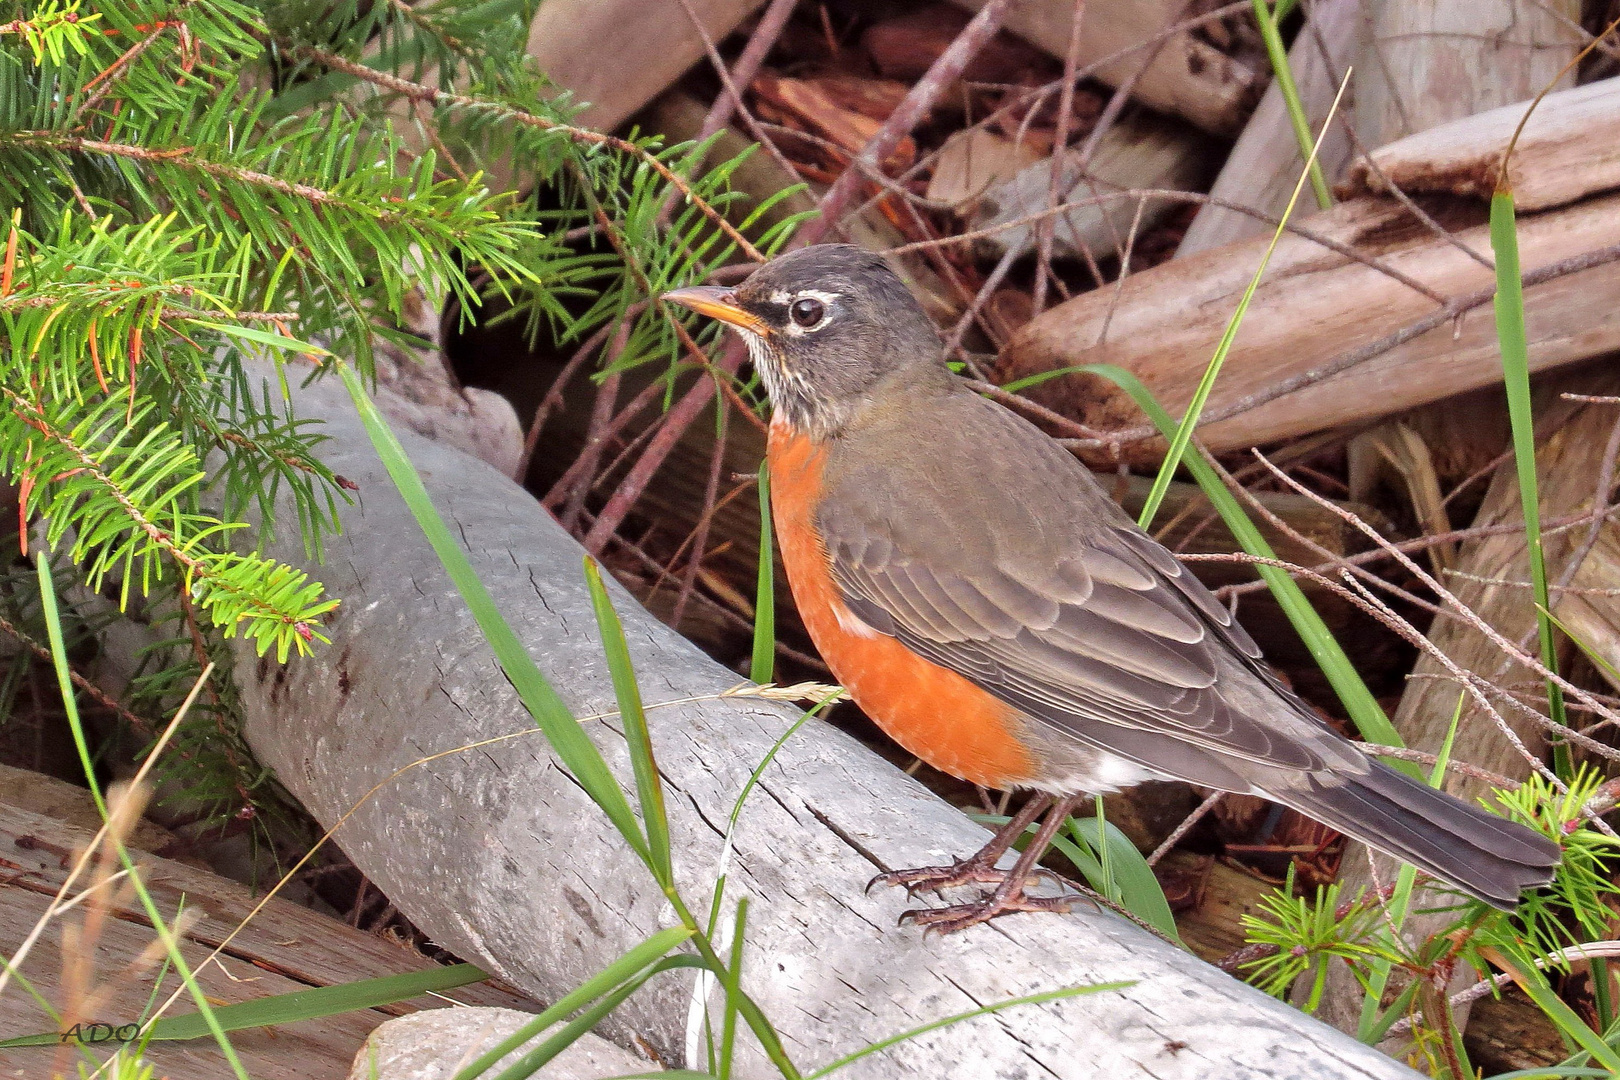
(946, 0, 1264, 136)
(0, 800, 539, 1080)
(1315, 374, 1620, 1037)
(1177, 0, 1359, 257)
(228, 367, 1422, 1078)
(995, 184, 1620, 464)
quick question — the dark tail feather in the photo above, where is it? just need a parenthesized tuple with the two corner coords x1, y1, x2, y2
(1279, 762, 1562, 910)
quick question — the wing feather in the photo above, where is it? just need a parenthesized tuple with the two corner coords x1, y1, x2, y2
(818, 398, 1332, 776)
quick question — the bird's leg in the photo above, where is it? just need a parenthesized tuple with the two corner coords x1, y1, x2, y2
(868, 794, 1054, 895)
(900, 794, 1087, 934)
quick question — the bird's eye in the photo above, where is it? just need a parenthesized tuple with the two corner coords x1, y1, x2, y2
(789, 297, 826, 328)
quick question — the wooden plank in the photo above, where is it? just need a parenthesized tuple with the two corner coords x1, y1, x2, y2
(0, 884, 374, 1080)
(947, 0, 1265, 136)
(1344, 77, 1620, 212)
(0, 802, 537, 1079)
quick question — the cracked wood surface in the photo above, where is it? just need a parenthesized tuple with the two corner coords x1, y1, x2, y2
(232, 369, 1418, 1078)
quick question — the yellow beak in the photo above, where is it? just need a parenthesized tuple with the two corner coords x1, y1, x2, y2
(662, 286, 770, 335)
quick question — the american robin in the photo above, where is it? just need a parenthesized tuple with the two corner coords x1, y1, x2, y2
(664, 244, 1560, 932)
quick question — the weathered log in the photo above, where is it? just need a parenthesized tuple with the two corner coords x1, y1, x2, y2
(232, 366, 1422, 1078)
(946, 0, 1265, 136)
(996, 187, 1620, 465)
(1315, 373, 1620, 1037)
(1177, 0, 1359, 257)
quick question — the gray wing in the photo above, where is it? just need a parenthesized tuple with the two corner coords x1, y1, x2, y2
(817, 402, 1341, 789)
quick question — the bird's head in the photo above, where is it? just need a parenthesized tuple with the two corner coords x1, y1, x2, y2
(664, 244, 943, 439)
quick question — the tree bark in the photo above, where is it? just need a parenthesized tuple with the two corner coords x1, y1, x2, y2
(231, 366, 1422, 1078)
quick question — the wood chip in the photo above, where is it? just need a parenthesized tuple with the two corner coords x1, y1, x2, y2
(924, 127, 1044, 208)
(753, 72, 917, 170)
(968, 111, 1212, 259)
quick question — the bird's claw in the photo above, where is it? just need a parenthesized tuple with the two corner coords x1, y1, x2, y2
(898, 892, 1076, 935)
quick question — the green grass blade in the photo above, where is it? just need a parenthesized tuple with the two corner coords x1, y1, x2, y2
(489, 957, 703, 1080)
(1497, 948, 1620, 1072)
(718, 898, 748, 1079)
(803, 982, 1132, 1079)
(751, 461, 776, 685)
(453, 927, 694, 1080)
(1250, 0, 1332, 210)
(1066, 813, 1181, 944)
(1074, 364, 1406, 757)
(334, 361, 652, 867)
(1489, 191, 1570, 775)
(31, 555, 250, 1078)
(1137, 72, 1349, 528)
(584, 556, 673, 887)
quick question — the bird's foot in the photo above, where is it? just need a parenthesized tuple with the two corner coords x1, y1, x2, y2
(898, 890, 1076, 935)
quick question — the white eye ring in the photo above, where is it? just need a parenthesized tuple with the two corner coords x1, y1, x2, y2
(776, 289, 839, 335)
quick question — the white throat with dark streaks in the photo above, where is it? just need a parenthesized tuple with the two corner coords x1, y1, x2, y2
(739, 327, 846, 440)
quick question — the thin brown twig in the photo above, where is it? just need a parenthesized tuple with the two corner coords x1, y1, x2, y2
(1031, 0, 1087, 315)
(1146, 789, 1223, 866)
(582, 342, 748, 553)
(665, 0, 804, 229)
(1257, 453, 1620, 741)
(517, 316, 620, 482)
(540, 372, 668, 511)
(940, 246, 1017, 371)
(671, 403, 729, 629)
(76, 18, 176, 119)
(0, 611, 155, 736)
(798, 0, 1016, 245)
(560, 362, 623, 533)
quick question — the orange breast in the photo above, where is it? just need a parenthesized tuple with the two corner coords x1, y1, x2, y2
(767, 425, 1035, 790)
